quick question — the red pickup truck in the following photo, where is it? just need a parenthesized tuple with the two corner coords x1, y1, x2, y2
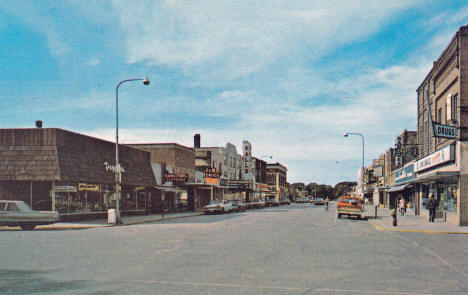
(336, 196, 364, 219)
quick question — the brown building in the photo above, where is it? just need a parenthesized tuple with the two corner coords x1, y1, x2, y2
(415, 25, 468, 225)
(0, 128, 156, 220)
(128, 143, 197, 212)
(266, 162, 288, 201)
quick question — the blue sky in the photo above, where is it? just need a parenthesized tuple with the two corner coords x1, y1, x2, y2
(1, 1, 468, 185)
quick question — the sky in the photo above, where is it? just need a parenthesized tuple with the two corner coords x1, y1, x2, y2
(1, 1, 468, 185)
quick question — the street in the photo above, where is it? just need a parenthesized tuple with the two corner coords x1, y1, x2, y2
(1, 204, 468, 295)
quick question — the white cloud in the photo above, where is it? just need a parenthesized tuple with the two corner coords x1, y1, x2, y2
(112, 0, 422, 81)
(0, 1, 70, 57)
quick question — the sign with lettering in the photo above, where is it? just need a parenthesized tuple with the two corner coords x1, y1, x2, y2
(205, 167, 220, 178)
(165, 173, 188, 183)
(433, 123, 457, 139)
(104, 162, 125, 173)
(78, 183, 100, 191)
(394, 164, 414, 184)
(55, 185, 77, 193)
(415, 144, 454, 172)
(206, 178, 218, 185)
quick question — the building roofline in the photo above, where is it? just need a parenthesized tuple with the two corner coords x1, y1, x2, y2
(416, 25, 468, 91)
(126, 142, 194, 151)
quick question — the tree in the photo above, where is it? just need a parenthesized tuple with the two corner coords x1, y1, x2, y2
(291, 182, 305, 191)
(334, 181, 357, 199)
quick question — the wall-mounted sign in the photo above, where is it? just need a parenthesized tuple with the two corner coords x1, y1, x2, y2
(415, 144, 454, 172)
(165, 173, 188, 183)
(78, 183, 100, 191)
(205, 167, 220, 178)
(104, 162, 125, 173)
(433, 123, 457, 139)
(395, 164, 414, 184)
(55, 185, 77, 193)
(206, 178, 218, 185)
(395, 146, 417, 157)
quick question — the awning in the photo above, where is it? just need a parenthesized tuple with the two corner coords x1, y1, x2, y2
(411, 171, 459, 183)
(387, 184, 410, 193)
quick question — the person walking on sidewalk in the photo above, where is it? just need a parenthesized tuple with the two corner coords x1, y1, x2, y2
(427, 193, 438, 222)
(399, 198, 406, 216)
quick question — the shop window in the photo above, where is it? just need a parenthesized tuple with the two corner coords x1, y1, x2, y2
(437, 180, 457, 213)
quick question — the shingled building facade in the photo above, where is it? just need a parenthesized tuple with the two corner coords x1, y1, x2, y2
(0, 128, 156, 220)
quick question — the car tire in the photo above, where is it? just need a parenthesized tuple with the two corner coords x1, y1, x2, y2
(20, 224, 36, 230)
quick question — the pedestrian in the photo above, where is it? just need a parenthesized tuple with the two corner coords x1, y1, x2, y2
(399, 198, 406, 216)
(426, 193, 438, 222)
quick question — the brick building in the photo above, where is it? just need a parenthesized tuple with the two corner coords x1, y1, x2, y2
(128, 143, 196, 212)
(266, 163, 288, 201)
(415, 25, 468, 225)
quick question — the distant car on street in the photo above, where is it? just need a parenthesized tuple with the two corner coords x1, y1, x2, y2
(265, 196, 279, 207)
(0, 200, 59, 230)
(228, 200, 246, 212)
(295, 197, 308, 203)
(314, 198, 325, 206)
(336, 196, 364, 219)
(279, 198, 291, 205)
(203, 200, 233, 214)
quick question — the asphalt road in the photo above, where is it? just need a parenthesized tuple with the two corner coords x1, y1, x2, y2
(1, 203, 468, 295)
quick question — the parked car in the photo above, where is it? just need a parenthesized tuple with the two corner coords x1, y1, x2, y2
(336, 196, 364, 219)
(228, 200, 246, 212)
(0, 200, 59, 230)
(279, 198, 291, 205)
(246, 200, 265, 209)
(295, 197, 308, 203)
(203, 200, 233, 214)
(265, 196, 279, 207)
(314, 197, 325, 206)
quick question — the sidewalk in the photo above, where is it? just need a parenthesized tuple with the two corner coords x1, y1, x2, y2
(366, 205, 468, 234)
(0, 211, 204, 231)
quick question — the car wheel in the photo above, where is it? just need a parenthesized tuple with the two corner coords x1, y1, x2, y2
(20, 224, 36, 230)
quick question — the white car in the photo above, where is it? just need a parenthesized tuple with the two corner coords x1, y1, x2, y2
(0, 200, 59, 230)
(203, 200, 233, 214)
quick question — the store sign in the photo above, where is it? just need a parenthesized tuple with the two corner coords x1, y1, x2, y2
(205, 167, 220, 178)
(55, 185, 77, 193)
(206, 178, 218, 185)
(79, 183, 100, 191)
(415, 145, 454, 172)
(374, 164, 383, 178)
(165, 173, 188, 183)
(433, 123, 457, 139)
(394, 164, 414, 184)
(104, 162, 125, 173)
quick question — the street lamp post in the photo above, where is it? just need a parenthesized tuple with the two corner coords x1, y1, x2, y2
(115, 77, 150, 224)
(344, 132, 365, 200)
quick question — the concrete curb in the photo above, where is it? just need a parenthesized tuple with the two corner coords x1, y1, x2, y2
(371, 221, 468, 234)
(0, 213, 204, 231)
(122, 213, 204, 226)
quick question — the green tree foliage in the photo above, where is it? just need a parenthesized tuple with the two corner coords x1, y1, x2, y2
(291, 182, 305, 191)
(305, 183, 335, 199)
(334, 182, 357, 198)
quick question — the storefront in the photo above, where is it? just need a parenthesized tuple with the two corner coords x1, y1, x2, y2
(413, 144, 458, 223)
(0, 128, 156, 220)
(387, 163, 416, 210)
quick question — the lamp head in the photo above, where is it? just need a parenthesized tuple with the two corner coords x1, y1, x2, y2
(142, 77, 150, 85)
(344, 133, 348, 137)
